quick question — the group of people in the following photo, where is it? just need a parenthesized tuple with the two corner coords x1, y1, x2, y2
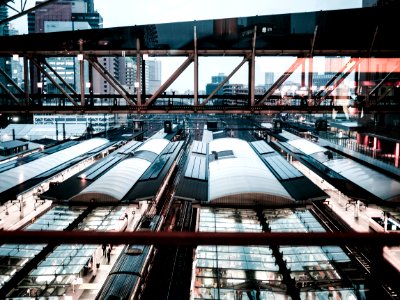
(102, 244, 112, 264)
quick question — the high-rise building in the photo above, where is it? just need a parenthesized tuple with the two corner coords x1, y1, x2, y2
(265, 72, 274, 90)
(147, 59, 162, 94)
(27, 1, 118, 133)
(28, 0, 102, 96)
(0, 4, 9, 36)
(206, 73, 228, 95)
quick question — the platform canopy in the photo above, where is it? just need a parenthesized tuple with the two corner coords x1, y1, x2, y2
(0, 138, 109, 195)
(70, 157, 151, 203)
(208, 138, 294, 205)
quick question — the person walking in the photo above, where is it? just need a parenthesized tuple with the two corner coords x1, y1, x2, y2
(106, 245, 111, 264)
(102, 244, 106, 256)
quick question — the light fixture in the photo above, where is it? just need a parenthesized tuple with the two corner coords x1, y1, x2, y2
(77, 54, 84, 61)
(134, 82, 140, 88)
(37, 82, 43, 88)
(12, 54, 19, 61)
(143, 53, 149, 60)
(85, 82, 91, 88)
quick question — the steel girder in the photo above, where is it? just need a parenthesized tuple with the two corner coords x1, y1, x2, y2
(1, 230, 399, 247)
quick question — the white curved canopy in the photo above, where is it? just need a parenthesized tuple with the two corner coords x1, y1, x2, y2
(71, 157, 151, 202)
(208, 138, 293, 205)
(287, 138, 325, 155)
(136, 138, 169, 155)
(325, 158, 400, 201)
(0, 138, 109, 194)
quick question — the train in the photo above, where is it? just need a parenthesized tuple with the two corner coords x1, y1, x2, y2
(95, 214, 162, 300)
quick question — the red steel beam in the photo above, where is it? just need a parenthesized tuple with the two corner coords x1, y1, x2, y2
(1, 231, 399, 246)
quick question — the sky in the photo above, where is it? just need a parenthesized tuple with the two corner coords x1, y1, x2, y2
(9, 0, 362, 92)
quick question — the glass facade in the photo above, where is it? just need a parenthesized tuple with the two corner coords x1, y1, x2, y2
(194, 208, 285, 299)
(193, 208, 366, 299)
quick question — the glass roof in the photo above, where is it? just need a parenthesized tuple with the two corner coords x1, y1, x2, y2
(0, 206, 85, 290)
(193, 207, 367, 299)
(6, 206, 129, 298)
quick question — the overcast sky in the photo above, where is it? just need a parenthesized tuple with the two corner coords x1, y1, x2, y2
(9, 0, 362, 92)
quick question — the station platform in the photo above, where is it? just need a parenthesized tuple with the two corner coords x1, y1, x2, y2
(0, 196, 51, 231)
(64, 207, 143, 300)
(0, 197, 146, 299)
(293, 160, 400, 275)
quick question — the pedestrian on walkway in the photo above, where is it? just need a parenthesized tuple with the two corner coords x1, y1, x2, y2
(102, 244, 106, 256)
(107, 246, 111, 264)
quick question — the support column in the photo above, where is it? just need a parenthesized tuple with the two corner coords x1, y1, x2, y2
(79, 40, 85, 107)
(395, 143, 399, 168)
(249, 26, 257, 107)
(88, 62, 94, 106)
(141, 56, 146, 103)
(307, 57, 314, 105)
(194, 26, 198, 107)
(383, 212, 388, 232)
(136, 38, 142, 106)
(24, 56, 29, 105)
(308, 25, 317, 106)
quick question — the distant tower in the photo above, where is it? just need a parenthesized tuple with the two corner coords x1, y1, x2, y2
(147, 60, 162, 94)
(0, 4, 9, 36)
(264, 72, 274, 89)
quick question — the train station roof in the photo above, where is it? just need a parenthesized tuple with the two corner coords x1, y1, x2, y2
(0, 138, 109, 201)
(276, 131, 400, 203)
(176, 137, 327, 205)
